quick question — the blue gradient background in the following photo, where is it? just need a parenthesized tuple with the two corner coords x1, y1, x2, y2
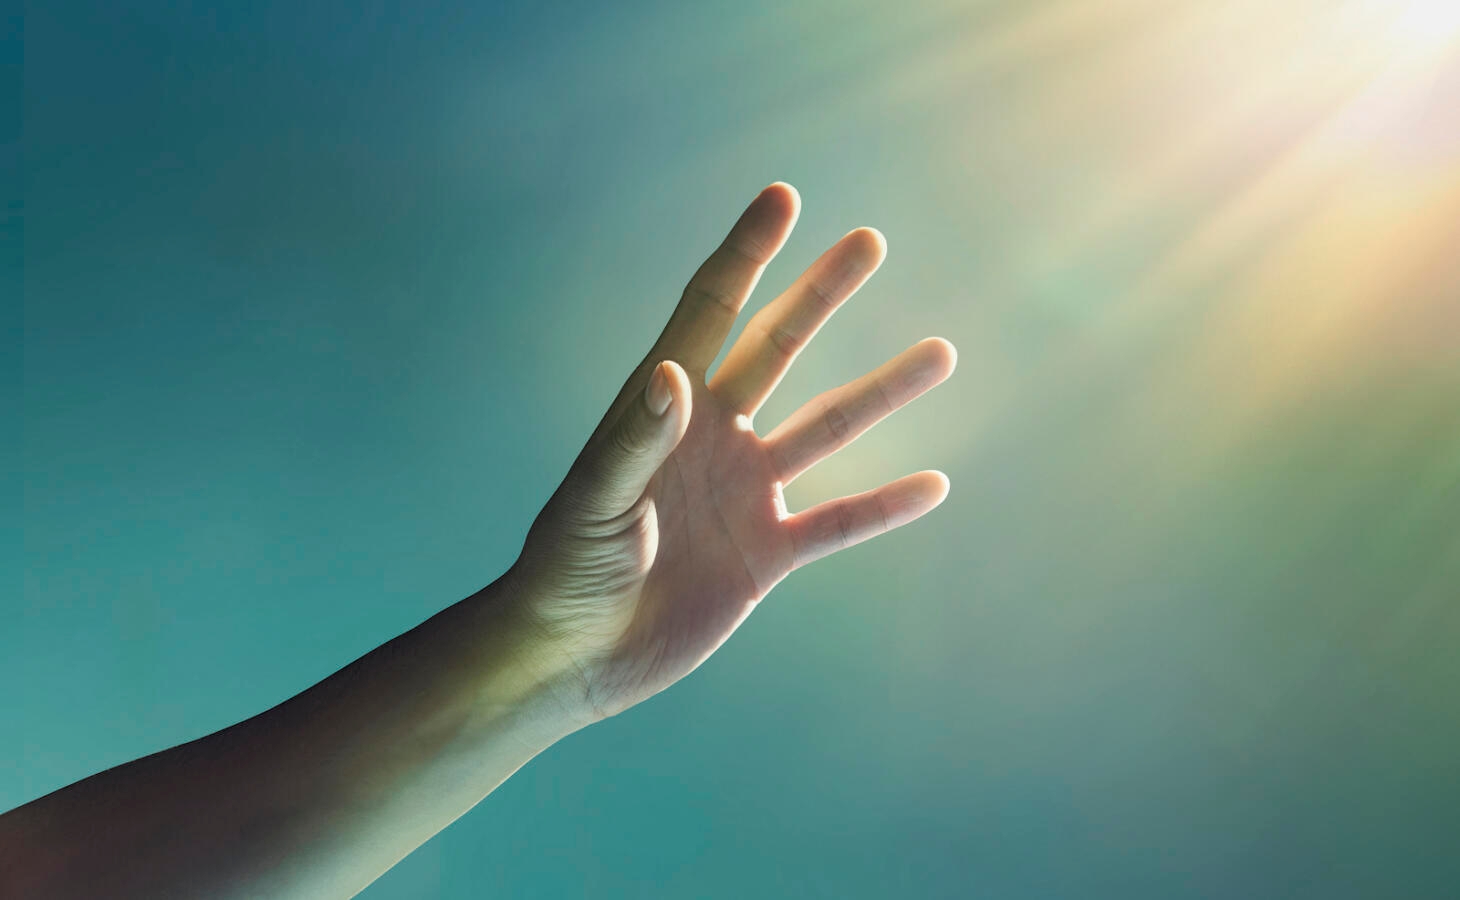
(12, 1, 1460, 897)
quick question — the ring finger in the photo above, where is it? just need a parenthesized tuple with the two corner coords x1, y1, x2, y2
(763, 336, 957, 486)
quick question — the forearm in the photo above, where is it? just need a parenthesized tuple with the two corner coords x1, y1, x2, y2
(1, 568, 588, 900)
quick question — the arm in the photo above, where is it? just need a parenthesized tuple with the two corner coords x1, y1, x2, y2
(0, 571, 587, 899)
(1, 182, 957, 898)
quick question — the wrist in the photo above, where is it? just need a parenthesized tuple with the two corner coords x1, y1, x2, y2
(469, 565, 606, 737)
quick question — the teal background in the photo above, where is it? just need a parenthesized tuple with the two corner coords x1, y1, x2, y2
(12, 1, 1460, 897)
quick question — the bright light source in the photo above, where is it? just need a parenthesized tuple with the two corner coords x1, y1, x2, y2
(1389, 0, 1460, 55)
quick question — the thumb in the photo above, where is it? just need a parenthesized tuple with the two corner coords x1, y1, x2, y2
(570, 359, 691, 522)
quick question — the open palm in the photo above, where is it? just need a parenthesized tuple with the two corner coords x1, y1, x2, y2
(510, 183, 957, 722)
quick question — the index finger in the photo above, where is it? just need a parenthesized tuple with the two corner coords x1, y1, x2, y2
(653, 182, 801, 374)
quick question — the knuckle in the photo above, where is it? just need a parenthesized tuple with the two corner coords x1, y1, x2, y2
(788, 521, 808, 568)
(609, 412, 651, 458)
(725, 233, 772, 265)
(821, 401, 851, 442)
(762, 319, 805, 356)
(872, 492, 891, 534)
(833, 500, 857, 549)
(806, 276, 838, 311)
(683, 282, 739, 315)
(872, 376, 896, 416)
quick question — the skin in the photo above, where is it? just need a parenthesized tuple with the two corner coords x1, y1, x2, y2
(0, 182, 957, 898)
(516, 181, 957, 721)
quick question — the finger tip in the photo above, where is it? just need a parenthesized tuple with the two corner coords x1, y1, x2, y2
(660, 358, 691, 392)
(926, 469, 951, 504)
(927, 336, 958, 375)
(900, 470, 950, 513)
(658, 360, 694, 434)
(763, 181, 801, 217)
(847, 226, 888, 262)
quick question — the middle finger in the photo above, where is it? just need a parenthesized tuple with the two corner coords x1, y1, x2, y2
(708, 227, 886, 417)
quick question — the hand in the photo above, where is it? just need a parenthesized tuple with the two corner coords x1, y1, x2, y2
(509, 183, 957, 724)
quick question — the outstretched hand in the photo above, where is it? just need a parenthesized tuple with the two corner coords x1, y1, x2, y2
(510, 183, 957, 722)
(0, 182, 956, 900)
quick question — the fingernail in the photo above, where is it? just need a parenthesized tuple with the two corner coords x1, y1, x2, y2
(646, 362, 673, 416)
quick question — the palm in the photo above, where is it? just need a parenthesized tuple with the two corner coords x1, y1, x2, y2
(625, 383, 793, 687)
(515, 184, 956, 719)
